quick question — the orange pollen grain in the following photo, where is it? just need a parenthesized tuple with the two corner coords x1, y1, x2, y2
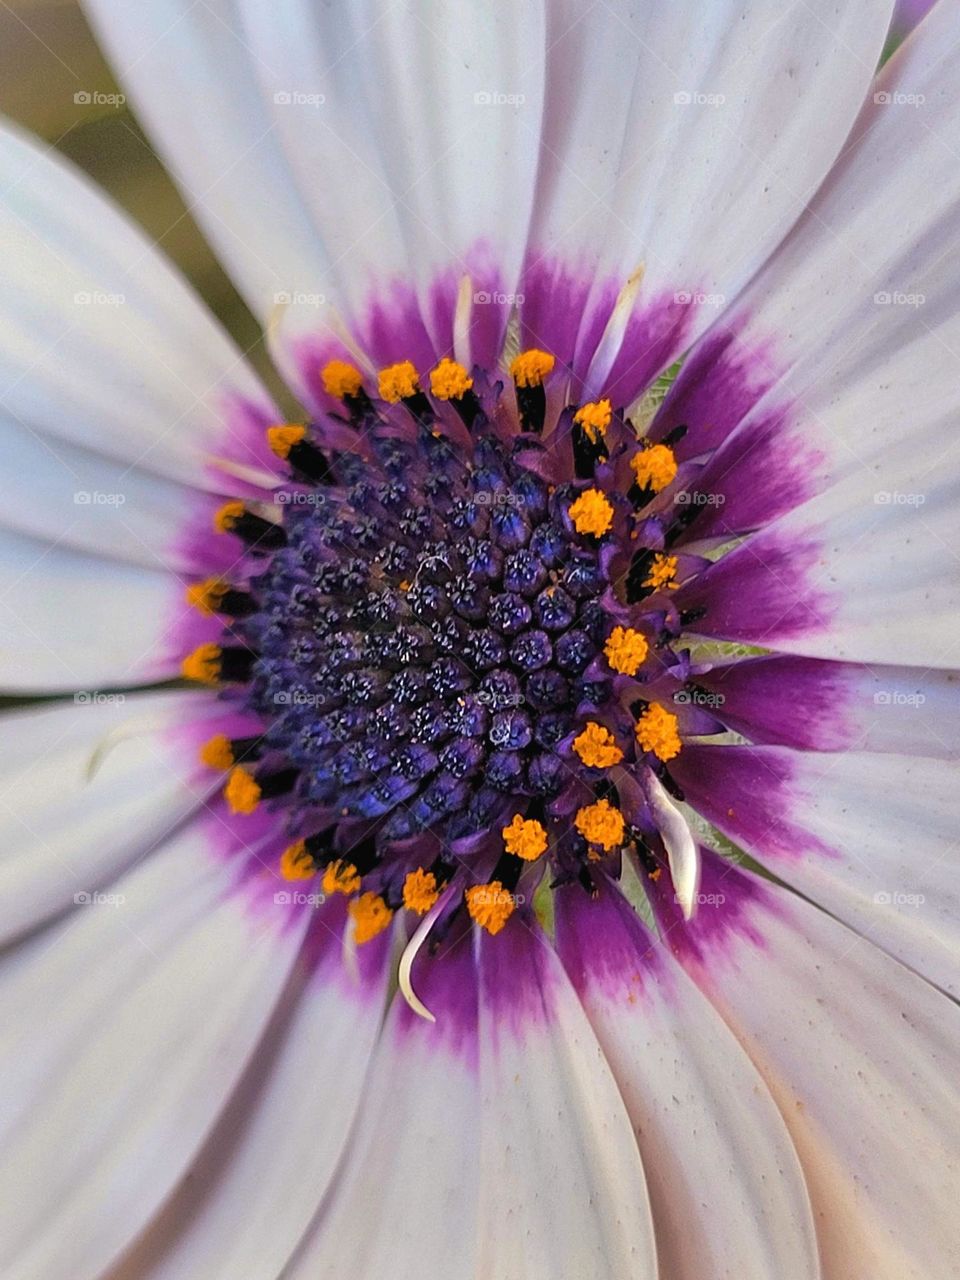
(569, 488, 614, 538)
(430, 358, 473, 400)
(574, 798, 625, 851)
(509, 349, 555, 388)
(378, 360, 420, 403)
(603, 626, 648, 676)
(280, 841, 316, 881)
(402, 867, 441, 915)
(322, 860, 362, 896)
(199, 733, 234, 770)
(349, 892, 394, 943)
(224, 765, 261, 815)
(266, 423, 306, 459)
(321, 359, 363, 399)
(181, 643, 222, 684)
(465, 881, 516, 935)
(573, 722, 624, 769)
(502, 814, 548, 861)
(635, 703, 682, 761)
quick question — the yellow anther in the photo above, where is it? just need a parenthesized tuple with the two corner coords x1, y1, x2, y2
(574, 798, 625, 851)
(185, 577, 228, 617)
(378, 360, 420, 403)
(643, 553, 679, 592)
(213, 500, 245, 534)
(631, 443, 677, 494)
(224, 765, 261, 815)
(280, 840, 316, 881)
(199, 733, 234, 770)
(266, 424, 307, 460)
(603, 626, 649, 677)
(573, 399, 612, 444)
(181, 643, 221, 684)
(321, 359, 363, 399)
(402, 867, 441, 915)
(465, 881, 516, 936)
(569, 487, 614, 538)
(635, 703, 682, 761)
(510, 349, 555, 388)
(349, 892, 394, 943)
(429, 358, 474, 401)
(322, 860, 362, 896)
(502, 814, 548, 862)
(573, 722, 624, 769)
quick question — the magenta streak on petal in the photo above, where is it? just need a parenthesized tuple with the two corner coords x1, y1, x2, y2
(590, 289, 697, 411)
(395, 917, 479, 1066)
(426, 240, 509, 370)
(519, 254, 596, 379)
(478, 912, 559, 1040)
(646, 846, 775, 966)
(210, 393, 286, 496)
(671, 406, 828, 546)
(675, 530, 836, 646)
(649, 325, 785, 463)
(554, 875, 663, 1005)
(671, 744, 834, 864)
(694, 655, 860, 751)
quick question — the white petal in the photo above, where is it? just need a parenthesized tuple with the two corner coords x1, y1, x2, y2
(0, 119, 278, 492)
(671, 4, 960, 660)
(283, 932, 481, 1279)
(0, 526, 183, 692)
(0, 689, 218, 943)
(675, 744, 960, 997)
(475, 918, 657, 1280)
(237, 0, 545, 368)
(556, 881, 819, 1280)
(81, 0, 333, 335)
(0, 409, 217, 571)
(0, 829, 309, 1280)
(643, 767, 700, 919)
(522, 0, 892, 397)
(665, 857, 960, 1280)
(107, 913, 391, 1280)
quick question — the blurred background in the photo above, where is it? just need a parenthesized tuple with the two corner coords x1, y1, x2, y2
(0, 0, 277, 391)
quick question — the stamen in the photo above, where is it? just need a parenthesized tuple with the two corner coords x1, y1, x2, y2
(573, 399, 612, 444)
(280, 840, 317, 881)
(603, 626, 648, 676)
(510, 349, 555, 388)
(573, 722, 623, 768)
(185, 578, 255, 619)
(635, 704, 682, 761)
(199, 733, 235, 770)
(378, 360, 420, 404)
(224, 765, 261, 814)
(429, 358, 474, 401)
(502, 814, 548, 861)
(321, 359, 364, 400)
(569, 487, 614, 538)
(402, 867, 441, 914)
(322, 860, 362, 896)
(574, 798, 625, 851)
(267, 424, 332, 484)
(631, 443, 677, 495)
(465, 880, 516, 935)
(510, 348, 554, 433)
(643, 769, 700, 920)
(181, 643, 222, 685)
(213, 501, 285, 551)
(348, 892, 394, 943)
(643, 553, 679, 592)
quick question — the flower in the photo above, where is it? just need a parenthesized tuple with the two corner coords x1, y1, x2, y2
(0, 2, 958, 1276)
